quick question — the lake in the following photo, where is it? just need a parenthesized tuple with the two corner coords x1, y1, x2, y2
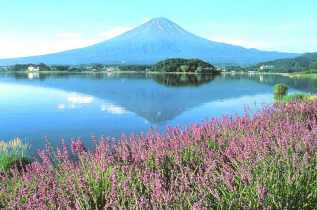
(0, 72, 316, 153)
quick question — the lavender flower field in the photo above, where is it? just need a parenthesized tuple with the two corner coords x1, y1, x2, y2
(0, 100, 316, 209)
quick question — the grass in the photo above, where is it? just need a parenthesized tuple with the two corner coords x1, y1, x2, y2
(289, 69, 317, 78)
(0, 100, 316, 209)
(0, 138, 31, 171)
(283, 93, 316, 103)
(274, 92, 317, 103)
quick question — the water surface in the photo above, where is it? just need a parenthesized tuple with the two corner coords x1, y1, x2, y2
(0, 72, 316, 152)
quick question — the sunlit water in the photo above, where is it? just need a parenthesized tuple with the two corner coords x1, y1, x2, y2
(0, 72, 316, 153)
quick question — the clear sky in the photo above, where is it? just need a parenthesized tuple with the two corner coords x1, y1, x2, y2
(0, 0, 316, 59)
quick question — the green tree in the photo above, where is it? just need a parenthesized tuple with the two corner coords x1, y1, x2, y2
(309, 60, 317, 69)
(150, 58, 219, 74)
(93, 64, 103, 71)
(195, 66, 203, 73)
(180, 65, 189, 72)
(38, 63, 51, 71)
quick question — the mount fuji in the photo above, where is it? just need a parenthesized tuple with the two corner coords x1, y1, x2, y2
(0, 17, 300, 65)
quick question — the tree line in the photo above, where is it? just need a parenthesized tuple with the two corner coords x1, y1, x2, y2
(150, 58, 219, 73)
(250, 52, 317, 73)
(3, 63, 152, 72)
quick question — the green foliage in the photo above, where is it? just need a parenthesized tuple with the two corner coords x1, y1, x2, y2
(180, 65, 189, 72)
(6, 63, 152, 72)
(282, 93, 311, 103)
(38, 63, 51, 71)
(8, 63, 51, 71)
(222, 65, 244, 72)
(251, 52, 317, 73)
(195, 66, 202, 73)
(92, 63, 103, 71)
(116, 65, 151, 71)
(273, 93, 284, 101)
(296, 69, 317, 74)
(0, 138, 31, 171)
(150, 58, 220, 74)
(274, 83, 288, 95)
(51, 65, 71, 71)
(274, 93, 316, 103)
(309, 60, 317, 70)
(9, 64, 32, 71)
(274, 93, 317, 103)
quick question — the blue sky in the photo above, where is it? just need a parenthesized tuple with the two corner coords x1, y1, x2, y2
(0, 0, 316, 59)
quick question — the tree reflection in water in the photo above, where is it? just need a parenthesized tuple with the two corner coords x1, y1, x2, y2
(151, 73, 216, 87)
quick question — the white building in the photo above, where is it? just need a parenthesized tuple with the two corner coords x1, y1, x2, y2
(28, 66, 39, 71)
(260, 65, 274, 70)
(106, 67, 115, 72)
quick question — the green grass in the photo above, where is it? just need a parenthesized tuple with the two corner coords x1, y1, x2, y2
(0, 138, 31, 171)
(274, 93, 317, 103)
(289, 69, 317, 78)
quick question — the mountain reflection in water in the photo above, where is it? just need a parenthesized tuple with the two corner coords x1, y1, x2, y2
(0, 72, 316, 152)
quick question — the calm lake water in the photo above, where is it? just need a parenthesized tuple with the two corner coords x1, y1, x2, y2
(0, 72, 316, 153)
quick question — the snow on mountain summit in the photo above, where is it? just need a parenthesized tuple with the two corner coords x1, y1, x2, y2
(0, 17, 300, 65)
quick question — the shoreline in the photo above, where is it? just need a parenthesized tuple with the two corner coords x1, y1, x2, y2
(2, 70, 220, 75)
(147, 71, 220, 75)
(1, 70, 146, 74)
(283, 72, 317, 78)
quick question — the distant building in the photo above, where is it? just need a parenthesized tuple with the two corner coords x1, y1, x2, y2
(1, 67, 8, 71)
(28, 66, 39, 71)
(260, 65, 274, 70)
(106, 67, 115, 72)
(121, 61, 126, 64)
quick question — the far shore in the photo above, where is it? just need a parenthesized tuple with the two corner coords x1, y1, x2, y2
(1, 70, 146, 74)
(2, 70, 219, 75)
(4, 70, 316, 77)
(284, 72, 317, 78)
(146, 71, 220, 75)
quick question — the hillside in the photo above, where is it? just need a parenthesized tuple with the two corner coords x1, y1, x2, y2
(309, 60, 317, 69)
(253, 52, 317, 72)
(150, 58, 219, 73)
(0, 18, 300, 65)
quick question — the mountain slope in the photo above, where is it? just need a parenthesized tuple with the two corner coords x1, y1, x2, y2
(254, 52, 317, 72)
(0, 17, 300, 65)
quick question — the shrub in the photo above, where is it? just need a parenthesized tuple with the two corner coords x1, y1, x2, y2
(273, 93, 284, 102)
(0, 138, 31, 171)
(274, 83, 288, 95)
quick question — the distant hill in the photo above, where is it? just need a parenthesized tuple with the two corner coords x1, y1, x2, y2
(0, 17, 300, 65)
(253, 52, 317, 72)
(309, 60, 317, 69)
(150, 58, 219, 73)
